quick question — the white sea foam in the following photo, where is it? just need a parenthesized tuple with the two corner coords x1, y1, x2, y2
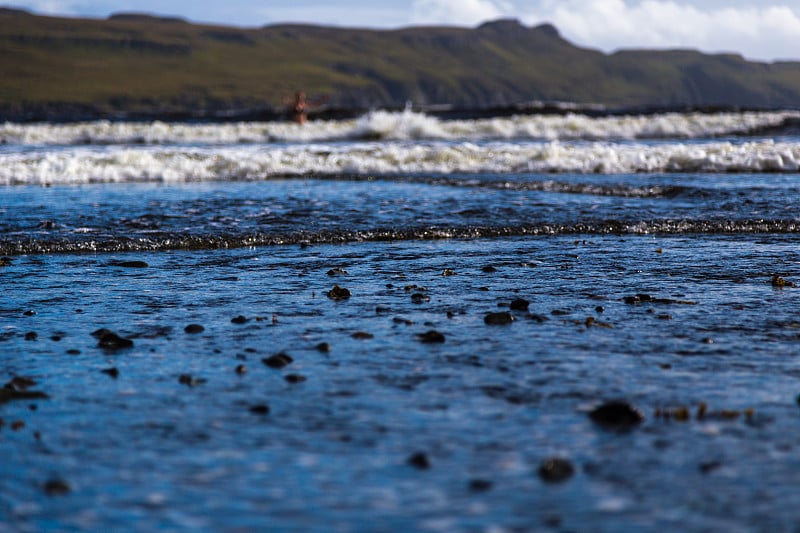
(2, 139, 799, 185)
(2, 110, 799, 146)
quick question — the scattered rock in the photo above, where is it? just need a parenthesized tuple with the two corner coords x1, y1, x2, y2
(595, 306, 605, 313)
(351, 331, 374, 340)
(509, 298, 530, 311)
(11, 420, 24, 430)
(538, 458, 575, 483)
(315, 342, 331, 353)
(285, 374, 307, 384)
(699, 460, 722, 474)
(23, 310, 36, 316)
(100, 367, 119, 379)
(407, 452, 431, 470)
(0, 388, 49, 404)
(375, 306, 391, 314)
(0, 257, 12, 266)
(235, 364, 247, 375)
(43, 479, 71, 496)
(442, 268, 457, 276)
(416, 330, 446, 343)
(96, 331, 133, 351)
(772, 275, 796, 288)
(184, 324, 205, 334)
(66, 349, 81, 355)
(484, 311, 514, 325)
(326, 267, 349, 276)
(50, 335, 62, 341)
(231, 315, 248, 324)
(249, 404, 270, 415)
(24, 332, 37, 341)
(393, 317, 414, 325)
(411, 293, 430, 304)
(527, 313, 549, 322)
(262, 352, 293, 369)
(327, 285, 351, 300)
(589, 400, 645, 430)
(5, 376, 36, 390)
(178, 374, 206, 387)
(481, 265, 497, 273)
(468, 479, 493, 492)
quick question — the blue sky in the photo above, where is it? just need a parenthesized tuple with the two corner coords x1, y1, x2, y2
(7, 0, 800, 61)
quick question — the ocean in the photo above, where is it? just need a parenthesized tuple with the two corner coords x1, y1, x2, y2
(2, 109, 800, 531)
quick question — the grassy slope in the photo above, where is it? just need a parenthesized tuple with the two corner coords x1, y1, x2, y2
(1, 9, 800, 113)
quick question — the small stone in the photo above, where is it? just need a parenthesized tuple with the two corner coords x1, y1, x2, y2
(11, 420, 24, 431)
(235, 364, 247, 375)
(24, 332, 37, 341)
(375, 306, 391, 314)
(509, 298, 530, 311)
(595, 306, 605, 313)
(23, 310, 36, 316)
(184, 324, 205, 334)
(538, 458, 575, 483)
(285, 374, 307, 384)
(100, 367, 119, 379)
(416, 330, 446, 343)
(407, 452, 430, 470)
(262, 352, 293, 369)
(481, 265, 497, 273)
(97, 331, 133, 351)
(249, 404, 270, 415)
(441, 268, 457, 276)
(231, 315, 248, 324)
(484, 311, 514, 325)
(50, 335, 62, 341)
(43, 479, 71, 496)
(589, 400, 645, 430)
(5, 376, 36, 390)
(468, 479, 493, 492)
(66, 349, 81, 355)
(351, 331, 374, 340)
(411, 293, 430, 304)
(326, 267, 349, 276)
(178, 374, 206, 387)
(327, 285, 351, 300)
(315, 342, 331, 353)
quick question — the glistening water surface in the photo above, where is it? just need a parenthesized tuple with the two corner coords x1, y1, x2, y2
(2, 110, 800, 532)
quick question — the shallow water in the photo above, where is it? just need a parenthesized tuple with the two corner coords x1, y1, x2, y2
(3, 234, 800, 532)
(2, 111, 800, 532)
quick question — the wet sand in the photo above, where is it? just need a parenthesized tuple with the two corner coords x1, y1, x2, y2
(2, 234, 800, 531)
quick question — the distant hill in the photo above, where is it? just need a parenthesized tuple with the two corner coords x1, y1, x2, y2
(1, 8, 800, 121)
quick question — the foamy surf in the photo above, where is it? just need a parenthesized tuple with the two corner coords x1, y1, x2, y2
(2, 109, 799, 146)
(2, 139, 799, 185)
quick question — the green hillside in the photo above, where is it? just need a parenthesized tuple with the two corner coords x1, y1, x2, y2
(1, 7, 800, 120)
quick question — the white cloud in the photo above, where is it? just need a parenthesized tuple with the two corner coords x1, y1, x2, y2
(410, 0, 512, 26)
(522, 0, 800, 62)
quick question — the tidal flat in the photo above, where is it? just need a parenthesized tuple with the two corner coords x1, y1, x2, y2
(2, 234, 800, 532)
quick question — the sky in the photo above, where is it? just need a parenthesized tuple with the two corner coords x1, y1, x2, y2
(7, 0, 800, 62)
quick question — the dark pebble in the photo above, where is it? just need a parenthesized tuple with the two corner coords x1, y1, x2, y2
(538, 457, 575, 483)
(184, 324, 205, 334)
(481, 265, 497, 273)
(509, 298, 530, 311)
(50, 335, 62, 341)
(24, 332, 37, 341)
(97, 331, 134, 351)
(484, 311, 514, 325)
(416, 330, 446, 343)
(351, 331, 374, 339)
(327, 285, 351, 300)
(91, 328, 112, 339)
(231, 315, 248, 324)
(393, 317, 414, 325)
(23, 310, 36, 316)
(589, 400, 645, 430)
(66, 349, 81, 355)
(527, 313, 549, 322)
(43, 479, 71, 496)
(178, 374, 206, 387)
(375, 306, 391, 314)
(468, 479, 493, 492)
(411, 293, 430, 304)
(699, 460, 722, 474)
(249, 404, 270, 415)
(285, 374, 307, 384)
(100, 367, 119, 379)
(595, 306, 605, 313)
(262, 352, 294, 369)
(5, 376, 36, 390)
(0, 389, 50, 404)
(326, 267, 349, 276)
(442, 268, 457, 276)
(235, 364, 247, 375)
(315, 342, 331, 353)
(407, 452, 431, 470)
